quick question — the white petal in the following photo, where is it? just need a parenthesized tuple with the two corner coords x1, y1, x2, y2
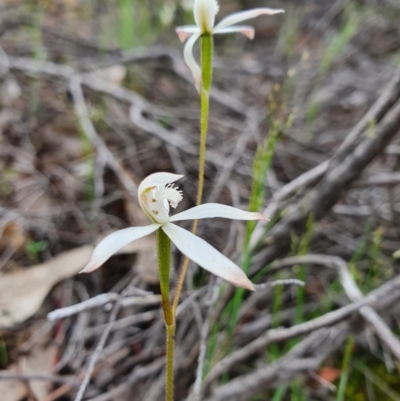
(162, 223, 254, 290)
(214, 8, 284, 30)
(175, 26, 200, 42)
(212, 25, 255, 40)
(183, 32, 202, 92)
(81, 224, 160, 273)
(170, 203, 267, 222)
(194, 0, 219, 33)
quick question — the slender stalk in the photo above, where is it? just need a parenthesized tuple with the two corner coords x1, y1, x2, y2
(172, 34, 213, 312)
(156, 228, 174, 401)
(336, 336, 354, 401)
(166, 324, 175, 401)
(197, 33, 213, 205)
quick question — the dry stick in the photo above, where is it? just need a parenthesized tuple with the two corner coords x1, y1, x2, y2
(86, 358, 165, 401)
(250, 99, 400, 269)
(3, 55, 240, 176)
(128, 103, 194, 153)
(249, 69, 400, 249)
(0, 44, 9, 76)
(42, 384, 76, 401)
(207, 108, 262, 203)
(204, 324, 351, 401)
(353, 171, 400, 186)
(5, 56, 191, 153)
(69, 77, 138, 199)
(277, 254, 400, 361)
(47, 293, 161, 321)
(14, 56, 186, 150)
(0, 372, 80, 386)
(69, 278, 149, 401)
(78, 45, 248, 115)
(203, 273, 400, 392)
(73, 295, 123, 401)
(187, 279, 222, 401)
(208, 92, 400, 354)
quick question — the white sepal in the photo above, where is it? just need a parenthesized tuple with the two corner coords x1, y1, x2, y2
(162, 223, 254, 290)
(80, 224, 160, 273)
(170, 203, 267, 223)
(175, 26, 200, 42)
(212, 25, 255, 40)
(183, 32, 202, 92)
(214, 8, 284, 30)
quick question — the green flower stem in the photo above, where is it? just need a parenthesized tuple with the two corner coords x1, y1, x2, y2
(157, 228, 173, 325)
(172, 34, 213, 313)
(156, 228, 174, 401)
(197, 33, 213, 206)
(166, 324, 175, 401)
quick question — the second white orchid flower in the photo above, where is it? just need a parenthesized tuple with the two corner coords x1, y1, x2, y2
(82, 172, 267, 290)
(176, 0, 284, 90)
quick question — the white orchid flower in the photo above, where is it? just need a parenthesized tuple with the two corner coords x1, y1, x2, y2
(176, 0, 284, 89)
(81, 172, 267, 290)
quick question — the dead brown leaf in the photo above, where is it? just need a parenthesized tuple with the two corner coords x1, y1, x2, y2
(0, 245, 93, 329)
(0, 365, 27, 401)
(0, 221, 26, 252)
(20, 343, 58, 399)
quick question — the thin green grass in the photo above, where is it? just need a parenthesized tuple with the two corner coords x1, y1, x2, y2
(271, 385, 287, 401)
(354, 360, 400, 401)
(277, 7, 302, 59)
(293, 216, 313, 325)
(118, 0, 163, 49)
(306, 3, 360, 125)
(228, 86, 285, 332)
(0, 333, 7, 368)
(76, 121, 96, 203)
(119, 0, 135, 49)
(319, 4, 359, 74)
(337, 336, 354, 401)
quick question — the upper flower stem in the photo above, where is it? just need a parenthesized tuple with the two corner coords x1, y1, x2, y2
(176, 0, 284, 90)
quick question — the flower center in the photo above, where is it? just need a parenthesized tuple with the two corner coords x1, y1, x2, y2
(142, 184, 183, 223)
(194, 0, 219, 33)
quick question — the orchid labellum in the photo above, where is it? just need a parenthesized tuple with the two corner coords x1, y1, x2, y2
(82, 172, 267, 290)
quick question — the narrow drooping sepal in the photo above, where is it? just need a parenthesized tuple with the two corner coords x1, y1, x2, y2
(81, 224, 160, 273)
(183, 33, 202, 92)
(170, 203, 267, 223)
(162, 223, 254, 290)
(214, 8, 284, 30)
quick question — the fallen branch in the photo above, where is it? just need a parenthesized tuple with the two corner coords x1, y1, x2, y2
(203, 272, 400, 393)
(47, 293, 161, 321)
(250, 69, 400, 249)
(252, 98, 400, 265)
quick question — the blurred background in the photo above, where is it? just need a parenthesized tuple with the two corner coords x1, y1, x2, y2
(1, 0, 400, 400)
